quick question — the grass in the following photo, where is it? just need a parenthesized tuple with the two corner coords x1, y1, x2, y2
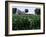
(12, 14, 40, 30)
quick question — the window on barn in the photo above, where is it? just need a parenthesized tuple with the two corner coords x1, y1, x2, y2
(25, 9, 28, 13)
(12, 8, 17, 14)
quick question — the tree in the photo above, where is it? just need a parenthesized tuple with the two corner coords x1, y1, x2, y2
(12, 8, 17, 14)
(35, 8, 40, 15)
(25, 9, 28, 13)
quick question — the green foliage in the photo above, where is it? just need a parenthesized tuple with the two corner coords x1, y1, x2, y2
(12, 15, 40, 30)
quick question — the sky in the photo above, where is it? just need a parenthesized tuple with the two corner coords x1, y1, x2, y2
(13, 6, 36, 14)
(14, 6, 36, 12)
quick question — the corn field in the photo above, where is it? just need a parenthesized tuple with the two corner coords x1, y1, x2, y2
(12, 14, 40, 30)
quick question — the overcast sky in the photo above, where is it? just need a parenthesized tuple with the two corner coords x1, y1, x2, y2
(13, 6, 36, 14)
(14, 6, 36, 12)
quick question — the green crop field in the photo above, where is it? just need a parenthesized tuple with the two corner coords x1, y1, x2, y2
(12, 14, 40, 30)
